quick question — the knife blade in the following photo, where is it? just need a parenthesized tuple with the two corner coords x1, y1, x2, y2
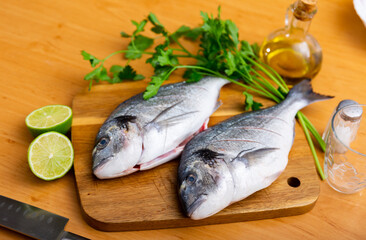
(0, 195, 89, 240)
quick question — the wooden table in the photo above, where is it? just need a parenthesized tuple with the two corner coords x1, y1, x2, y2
(1, 0, 366, 239)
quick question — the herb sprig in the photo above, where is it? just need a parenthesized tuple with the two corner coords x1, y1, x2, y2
(81, 7, 327, 180)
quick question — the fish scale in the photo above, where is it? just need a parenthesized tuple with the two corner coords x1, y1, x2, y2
(178, 79, 332, 220)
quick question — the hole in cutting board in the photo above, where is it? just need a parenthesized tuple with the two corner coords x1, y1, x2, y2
(287, 177, 301, 188)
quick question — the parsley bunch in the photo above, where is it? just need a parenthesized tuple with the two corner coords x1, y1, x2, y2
(81, 7, 326, 179)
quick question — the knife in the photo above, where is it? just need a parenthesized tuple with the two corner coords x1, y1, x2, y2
(0, 195, 89, 240)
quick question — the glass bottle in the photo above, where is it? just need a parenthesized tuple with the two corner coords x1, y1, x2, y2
(259, 0, 322, 86)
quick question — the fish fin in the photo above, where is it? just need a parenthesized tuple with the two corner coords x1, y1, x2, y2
(233, 147, 280, 167)
(150, 101, 183, 123)
(292, 119, 295, 145)
(213, 100, 223, 112)
(286, 79, 333, 109)
(147, 100, 198, 128)
(153, 111, 200, 129)
(139, 145, 184, 170)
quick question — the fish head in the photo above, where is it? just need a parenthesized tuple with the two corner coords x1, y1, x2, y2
(178, 149, 234, 220)
(92, 116, 142, 179)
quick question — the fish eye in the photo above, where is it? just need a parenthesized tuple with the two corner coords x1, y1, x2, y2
(186, 174, 197, 185)
(97, 137, 109, 150)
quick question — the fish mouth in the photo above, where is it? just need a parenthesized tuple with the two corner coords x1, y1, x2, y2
(93, 158, 140, 179)
(186, 194, 208, 217)
(92, 156, 110, 172)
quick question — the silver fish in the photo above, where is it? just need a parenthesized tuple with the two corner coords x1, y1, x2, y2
(92, 77, 228, 179)
(178, 79, 332, 220)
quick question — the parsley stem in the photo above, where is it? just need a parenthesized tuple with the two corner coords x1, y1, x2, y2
(250, 76, 281, 103)
(173, 54, 198, 58)
(244, 56, 288, 93)
(175, 65, 270, 96)
(171, 48, 188, 52)
(102, 50, 154, 63)
(251, 71, 285, 100)
(170, 35, 196, 58)
(234, 49, 253, 81)
(225, 78, 270, 97)
(297, 111, 326, 180)
(298, 111, 326, 152)
(88, 79, 93, 90)
(260, 61, 289, 92)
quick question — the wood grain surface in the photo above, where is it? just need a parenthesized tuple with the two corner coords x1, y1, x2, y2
(72, 82, 319, 231)
(1, 0, 366, 239)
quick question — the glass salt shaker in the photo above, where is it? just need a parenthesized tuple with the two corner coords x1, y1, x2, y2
(323, 100, 362, 153)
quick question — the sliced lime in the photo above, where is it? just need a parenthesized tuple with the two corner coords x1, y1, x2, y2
(25, 105, 72, 137)
(28, 132, 74, 181)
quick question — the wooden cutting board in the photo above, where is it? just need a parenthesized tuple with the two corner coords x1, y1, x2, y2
(72, 80, 320, 232)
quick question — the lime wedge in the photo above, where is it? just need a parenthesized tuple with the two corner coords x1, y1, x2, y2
(28, 132, 74, 181)
(25, 105, 72, 137)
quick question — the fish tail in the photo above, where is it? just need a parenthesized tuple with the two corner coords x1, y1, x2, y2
(286, 79, 333, 110)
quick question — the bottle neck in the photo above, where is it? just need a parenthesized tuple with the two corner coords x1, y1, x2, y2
(285, 0, 317, 36)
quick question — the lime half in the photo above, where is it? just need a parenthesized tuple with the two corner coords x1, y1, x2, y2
(26, 105, 72, 137)
(28, 132, 74, 181)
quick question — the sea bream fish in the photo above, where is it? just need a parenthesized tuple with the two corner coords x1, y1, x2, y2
(92, 77, 229, 179)
(178, 79, 332, 220)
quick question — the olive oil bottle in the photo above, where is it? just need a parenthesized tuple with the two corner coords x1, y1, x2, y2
(260, 0, 322, 86)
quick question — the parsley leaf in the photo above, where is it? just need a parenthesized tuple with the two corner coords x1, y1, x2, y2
(225, 20, 239, 47)
(183, 69, 203, 82)
(84, 66, 102, 82)
(143, 66, 173, 99)
(143, 75, 164, 99)
(84, 66, 111, 89)
(240, 40, 255, 57)
(146, 42, 170, 68)
(169, 26, 191, 41)
(243, 92, 263, 111)
(148, 13, 166, 35)
(251, 43, 260, 57)
(157, 49, 179, 66)
(131, 19, 148, 35)
(81, 50, 100, 67)
(120, 32, 131, 38)
(110, 65, 145, 82)
(119, 65, 145, 80)
(109, 65, 124, 83)
(98, 67, 111, 82)
(224, 51, 236, 76)
(125, 35, 154, 59)
(169, 26, 203, 42)
(184, 27, 203, 41)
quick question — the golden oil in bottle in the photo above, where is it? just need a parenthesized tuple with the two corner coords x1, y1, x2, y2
(260, 0, 322, 86)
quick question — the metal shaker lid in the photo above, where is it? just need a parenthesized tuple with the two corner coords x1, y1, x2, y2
(337, 100, 362, 122)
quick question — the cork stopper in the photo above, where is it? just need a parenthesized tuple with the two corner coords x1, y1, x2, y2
(293, 0, 318, 21)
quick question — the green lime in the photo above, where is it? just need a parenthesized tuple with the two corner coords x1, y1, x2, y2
(28, 132, 74, 181)
(25, 105, 72, 137)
